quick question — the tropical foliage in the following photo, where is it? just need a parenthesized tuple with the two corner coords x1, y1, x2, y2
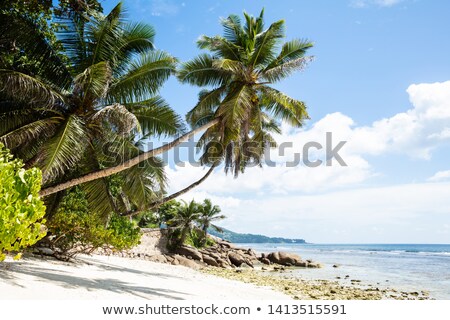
(197, 198, 226, 238)
(138, 199, 181, 228)
(164, 198, 225, 248)
(179, 9, 313, 176)
(0, 3, 183, 219)
(168, 200, 202, 246)
(23, 7, 313, 198)
(0, 143, 47, 261)
(45, 187, 141, 259)
(0, 2, 313, 257)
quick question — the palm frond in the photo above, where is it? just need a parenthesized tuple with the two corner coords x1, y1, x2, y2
(177, 53, 232, 87)
(259, 86, 309, 127)
(197, 36, 243, 61)
(210, 224, 224, 233)
(80, 178, 115, 219)
(0, 107, 37, 136)
(0, 70, 64, 107)
(0, 117, 62, 151)
(92, 103, 140, 135)
(108, 50, 177, 103)
(86, 2, 125, 65)
(250, 20, 285, 68)
(120, 157, 166, 210)
(0, 13, 72, 89)
(217, 84, 253, 129)
(220, 14, 243, 44)
(117, 22, 155, 57)
(127, 96, 185, 137)
(261, 39, 314, 82)
(74, 61, 112, 100)
(56, 11, 90, 73)
(212, 59, 250, 81)
(37, 115, 90, 183)
(261, 56, 313, 83)
(186, 87, 226, 127)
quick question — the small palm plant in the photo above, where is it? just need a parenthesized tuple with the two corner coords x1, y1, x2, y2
(169, 200, 202, 246)
(197, 199, 226, 242)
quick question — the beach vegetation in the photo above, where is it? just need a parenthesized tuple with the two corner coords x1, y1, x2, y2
(44, 187, 141, 259)
(0, 143, 46, 261)
(30, 7, 313, 201)
(0, 1, 312, 257)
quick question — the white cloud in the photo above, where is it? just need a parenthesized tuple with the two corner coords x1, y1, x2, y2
(166, 80, 450, 196)
(342, 81, 450, 159)
(179, 183, 450, 243)
(428, 170, 450, 182)
(351, 0, 404, 8)
(163, 80, 450, 243)
(150, 0, 181, 16)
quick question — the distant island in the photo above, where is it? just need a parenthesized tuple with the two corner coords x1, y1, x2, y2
(209, 227, 306, 244)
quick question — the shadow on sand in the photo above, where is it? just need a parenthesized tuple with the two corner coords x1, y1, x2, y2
(0, 255, 189, 299)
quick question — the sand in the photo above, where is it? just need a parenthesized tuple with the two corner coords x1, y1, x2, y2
(0, 254, 290, 300)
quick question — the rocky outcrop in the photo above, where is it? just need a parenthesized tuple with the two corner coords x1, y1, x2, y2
(176, 246, 203, 261)
(263, 251, 321, 268)
(172, 255, 201, 270)
(228, 252, 252, 267)
(96, 231, 321, 270)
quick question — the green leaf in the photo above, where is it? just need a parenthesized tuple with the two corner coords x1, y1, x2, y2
(37, 115, 89, 183)
(127, 96, 185, 137)
(108, 50, 177, 103)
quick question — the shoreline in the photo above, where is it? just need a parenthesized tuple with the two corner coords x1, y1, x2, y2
(203, 267, 432, 300)
(0, 251, 432, 300)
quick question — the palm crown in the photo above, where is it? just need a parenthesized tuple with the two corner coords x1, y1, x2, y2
(178, 9, 313, 176)
(0, 3, 183, 216)
(198, 199, 226, 234)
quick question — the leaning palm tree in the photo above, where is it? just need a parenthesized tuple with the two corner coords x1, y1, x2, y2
(179, 9, 313, 176)
(197, 199, 226, 243)
(169, 200, 202, 245)
(20, 8, 312, 198)
(0, 3, 183, 216)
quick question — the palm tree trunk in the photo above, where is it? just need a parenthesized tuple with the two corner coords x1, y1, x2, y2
(120, 163, 217, 217)
(201, 224, 209, 246)
(39, 119, 219, 197)
(148, 164, 217, 209)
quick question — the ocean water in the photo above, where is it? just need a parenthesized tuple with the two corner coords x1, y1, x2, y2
(242, 243, 450, 299)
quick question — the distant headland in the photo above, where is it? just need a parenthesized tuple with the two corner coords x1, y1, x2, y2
(209, 227, 306, 244)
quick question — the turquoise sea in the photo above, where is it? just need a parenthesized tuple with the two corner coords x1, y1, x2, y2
(243, 243, 450, 299)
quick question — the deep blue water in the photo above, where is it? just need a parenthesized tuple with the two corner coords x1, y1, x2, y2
(242, 243, 450, 299)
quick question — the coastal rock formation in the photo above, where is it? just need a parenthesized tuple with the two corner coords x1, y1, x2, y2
(96, 231, 321, 270)
(228, 252, 252, 268)
(263, 251, 321, 268)
(176, 246, 203, 261)
(172, 255, 201, 270)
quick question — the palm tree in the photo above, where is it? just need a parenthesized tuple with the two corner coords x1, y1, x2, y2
(32, 8, 313, 197)
(179, 9, 313, 176)
(197, 199, 226, 243)
(0, 3, 183, 216)
(169, 200, 202, 245)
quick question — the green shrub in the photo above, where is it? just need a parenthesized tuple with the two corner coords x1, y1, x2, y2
(0, 143, 47, 261)
(184, 229, 215, 248)
(46, 187, 141, 259)
(107, 214, 141, 250)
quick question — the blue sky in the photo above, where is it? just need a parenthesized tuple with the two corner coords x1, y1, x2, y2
(103, 0, 450, 243)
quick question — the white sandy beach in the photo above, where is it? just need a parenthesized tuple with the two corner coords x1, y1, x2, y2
(0, 254, 290, 300)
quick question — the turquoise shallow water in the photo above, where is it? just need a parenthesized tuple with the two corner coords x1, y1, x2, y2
(242, 243, 450, 299)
